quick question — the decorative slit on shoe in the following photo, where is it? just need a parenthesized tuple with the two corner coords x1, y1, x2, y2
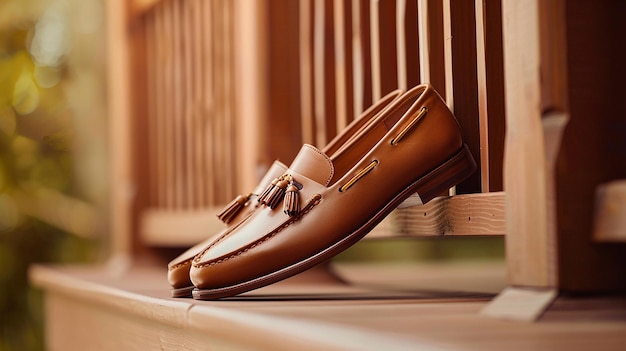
(339, 160, 379, 192)
(390, 106, 428, 146)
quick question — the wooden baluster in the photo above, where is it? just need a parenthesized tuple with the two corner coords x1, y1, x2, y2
(203, 0, 215, 206)
(396, 0, 407, 90)
(183, 0, 194, 207)
(350, 0, 364, 115)
(299, 0, 315, 146)
(333, 0, 348, 131)
(369, 0, 380, 101)
(191, 0, 206, 207)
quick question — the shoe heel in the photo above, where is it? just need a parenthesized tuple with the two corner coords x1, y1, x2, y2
(415, 144, 477, 204)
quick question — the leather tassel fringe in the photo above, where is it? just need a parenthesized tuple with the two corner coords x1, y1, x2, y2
(259, 176, 289, 209)
(283, 183, 300, 216)
(257, 177, 280, 204)
(258, 174, 302, 216)
(216, 194, 250, 224)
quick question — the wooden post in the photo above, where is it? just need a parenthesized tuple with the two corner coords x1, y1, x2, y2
(487, 0, 626, 321)
(500, 0, 560, 289)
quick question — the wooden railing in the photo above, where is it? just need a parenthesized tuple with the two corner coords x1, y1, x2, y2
(104, 0, 626, 313)
(143, 0, 238, 209)
(119, 0, 507, 248)
(295, 0, 506, 194)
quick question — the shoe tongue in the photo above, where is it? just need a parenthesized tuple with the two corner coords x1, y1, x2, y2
(288, 144, 334, 186)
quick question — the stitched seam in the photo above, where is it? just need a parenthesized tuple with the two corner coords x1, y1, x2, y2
(169, 257, 192, 271)
(192, 210, 255, 264)
(194, 194, 322, 268)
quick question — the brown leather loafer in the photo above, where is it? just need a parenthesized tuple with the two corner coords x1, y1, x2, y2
(167, 89, 403, 297)
(167, 161, 287, 297)
(190, 84, 477, 299)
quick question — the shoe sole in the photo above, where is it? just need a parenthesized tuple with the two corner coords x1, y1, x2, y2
(192, 144, 477, 300)
(171, 285, 194, 298)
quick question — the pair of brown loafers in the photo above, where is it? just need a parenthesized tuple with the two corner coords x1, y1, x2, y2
(167, 88, 404, 297)
(167, 84, 476, 299)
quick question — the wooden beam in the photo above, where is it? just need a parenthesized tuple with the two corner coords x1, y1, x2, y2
(369, 192, 505, 238)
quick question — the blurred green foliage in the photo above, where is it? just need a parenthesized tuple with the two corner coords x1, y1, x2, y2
(0, 0, 106, 350)
(335, 237, 505, 263)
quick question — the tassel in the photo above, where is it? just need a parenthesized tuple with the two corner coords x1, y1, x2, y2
(258, 174, 302, 212)
(257, 177, 281, 205)
(283, 183, 300, 216)
(263, 177, 289, 209)
(216, 194, 249, 223)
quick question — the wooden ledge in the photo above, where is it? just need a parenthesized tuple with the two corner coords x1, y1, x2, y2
(30, 262, 503, 351)
(29, 261, 626, 350)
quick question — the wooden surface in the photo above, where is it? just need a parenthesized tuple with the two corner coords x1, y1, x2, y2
(31, 262, 626, 351)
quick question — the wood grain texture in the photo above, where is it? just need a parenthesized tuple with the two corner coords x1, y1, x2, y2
(368, 192, 505, 238)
